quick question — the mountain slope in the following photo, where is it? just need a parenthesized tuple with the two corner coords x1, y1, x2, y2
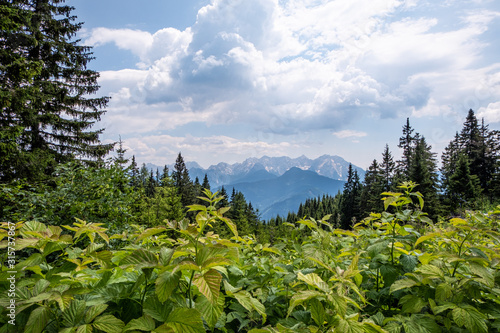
(221, 167, 345, 220)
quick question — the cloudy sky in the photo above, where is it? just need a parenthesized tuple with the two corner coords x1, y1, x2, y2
(67, 0, 500, 169)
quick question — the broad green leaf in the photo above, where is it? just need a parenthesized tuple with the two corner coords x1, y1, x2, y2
(155, 270, 181, 302)
(155, 308, 205, 333)
(193, 269, 222, 304)
(296, 219, 318, 230)
(416, 264, 444, 279)
(85, 304, 108, 324)
(336, 317, 364, 333)
(24, 306, 51, 333)
(120, 249, 158, 268)
(288, 290, 324, 316)
(92, 315, 125, 333)
(262, 246, 282, 255)
(470, 262, 494, 288)
(172, 260, 199, 273)
(62, 300, 86, 328)
(76, 324, 93, 333)
(399, 295, 426, 314)
(327, 293, 348, 317)
(362, 322, 387, 333)
(452, 306, 487, 333)
(124, 314, 156, 332)
(309, 298, 325, 326)
(143, 296, 173, 322)
(195, 294, 224, 329)
(435, 283, 453, 302)
(159, 248, 174, 266)
(414, 233, 440, 247)
(234, 290, 267, 323)
(390, 278, 420, 293)
(136, 227, 168, 242)
(297, 272, 329, 293)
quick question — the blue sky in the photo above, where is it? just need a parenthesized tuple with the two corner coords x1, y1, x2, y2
(67, 0, 500, 169)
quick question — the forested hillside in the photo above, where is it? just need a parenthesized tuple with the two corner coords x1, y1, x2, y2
(1, 1, 500, 332)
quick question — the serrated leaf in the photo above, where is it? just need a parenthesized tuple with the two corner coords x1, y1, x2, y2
(309, 298, 325, 326)
(399, 295, 426, 314)
(120, 249, 158, 268)
(143, 296, 173, 322)
(24, 306, 51, 333)
(137, 227, 168, 241)
(85, 304, 108, 324)
(416, 264, 444, 279)
(288, 290, 324, 315)
(414, 233, 440, 247)
(159, 248, 174, 266)
(435, 283, 453, 302)
(155, 270, 181, 302)
(124, 314, 156, 332)
(327, 293, 348, 317)
(452, 306, 488, 333)
(195, 294, 224, 329)
(193, 269, 221, 304)
(62, 300, 86, 328)
(337, 317, 364, 333)
(155, 308, 205, 333)
(297, 272, 329, 293)
(76, 324, 93, 333)
(390, 278, 420, 293)
(92, 315, 125, 333)
(234, 290, 267, 323)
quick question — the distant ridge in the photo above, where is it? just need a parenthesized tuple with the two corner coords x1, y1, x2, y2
(146, 155, 365, 220)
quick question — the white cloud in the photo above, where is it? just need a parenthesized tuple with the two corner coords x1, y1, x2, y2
(332, 130, 368, 139)
(478, 102, 500, 123)
(90, 0, 500, 141)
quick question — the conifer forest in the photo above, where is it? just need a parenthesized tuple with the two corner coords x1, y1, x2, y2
(2, 1, 500, 332)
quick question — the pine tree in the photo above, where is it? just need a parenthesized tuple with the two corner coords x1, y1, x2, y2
(202, 174, 211, 191)
(448, 153, 481, 210)
(129, 156, 139, 188)
(360, 159, 384, 215)
(340, 164, 362, 229)
(0, 0, 112, 182)
(380, 144, 396, 191)
(159, 165, 172, 187)
(172, 152, 194, 209)
(409, 136, 440, 218)
(397, 118, 417, 178)
(114, 136, 128, 167)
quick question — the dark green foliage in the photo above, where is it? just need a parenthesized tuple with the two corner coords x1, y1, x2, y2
(408, 136, 440, 218)
(173, 152, 195, 209)
(360, 159, 384, 215)
(339, 164, 362, 229)
(0, 0, 112, 182)
(0, 161, 138, 231)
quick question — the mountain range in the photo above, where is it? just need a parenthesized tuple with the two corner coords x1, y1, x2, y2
(147, 155, 365, 220)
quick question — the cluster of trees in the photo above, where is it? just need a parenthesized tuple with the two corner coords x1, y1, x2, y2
(266, 111, 500, 234)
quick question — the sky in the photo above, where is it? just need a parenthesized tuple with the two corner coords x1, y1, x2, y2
(66, 0, 500, 169)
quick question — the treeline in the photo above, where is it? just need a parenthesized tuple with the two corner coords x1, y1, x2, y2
(266, 110, 500, 235)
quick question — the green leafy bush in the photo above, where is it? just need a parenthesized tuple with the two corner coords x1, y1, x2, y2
(1, 185, 500, 332)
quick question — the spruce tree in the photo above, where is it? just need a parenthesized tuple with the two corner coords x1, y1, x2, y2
(397, 118, 417, 178)
(360, 159, 384, 215)
(409, 136, 440, 218)
(380, 144, 396, 191)
(0, 0, 112, 182)
(340, 164, 362, 229)
(448, 153, 481, 210)
(202, 174, 211, 191)
(172, 152, 194, 209)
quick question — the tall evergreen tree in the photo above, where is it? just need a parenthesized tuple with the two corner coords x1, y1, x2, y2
(128, 155, 139, 188)
(114, 136, 128, 167)
(397, 118, 417, 178)
(447, 153, 481, 210)
(340, 164, 362, 229)
(409, 136, 440, 218)
(172, 152, 194, 209)
(360, 159, 384, 215)
(202, 174, 211, 191)
(380, 144, 396, 191)
(0, 0, 112, 182)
